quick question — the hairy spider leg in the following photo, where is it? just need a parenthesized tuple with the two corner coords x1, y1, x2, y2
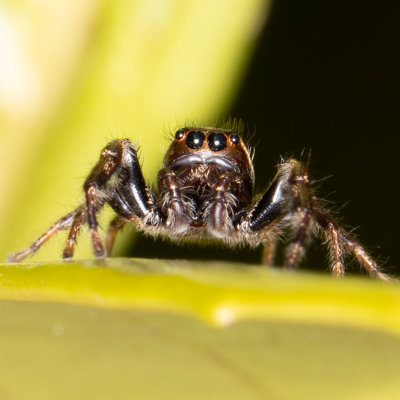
(245, 169, 287, 267)
(340, 231, 390, 280)
(83, 141, 125, 257)
(84, 139, 158, 258)
(62, 209, 85, 260)
(246, 159, 390, 280)
(7, 208, 81, 263)
(284, 161, 314, 269)
(105, 216, 126, 256)
(285, 207, 313, 268)
(9, 139, 159, 262)
(261, 241, 277, 266)
(313, 209, 391, 281)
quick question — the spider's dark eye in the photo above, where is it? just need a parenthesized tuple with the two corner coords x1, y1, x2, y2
(230, 134, 240, 145)
(175, 130, 185, 140)
(207, 133, 227, 151)
(186, 131, 205, 149)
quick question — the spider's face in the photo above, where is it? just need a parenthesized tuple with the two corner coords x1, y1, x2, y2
(163, 128, 255, 184)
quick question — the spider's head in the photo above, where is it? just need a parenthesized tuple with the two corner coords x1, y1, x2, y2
(163, 127, 254, 184)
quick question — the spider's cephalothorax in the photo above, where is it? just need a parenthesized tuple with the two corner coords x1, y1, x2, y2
(8, 127, 390, 280)
(159, 128, 254, 238)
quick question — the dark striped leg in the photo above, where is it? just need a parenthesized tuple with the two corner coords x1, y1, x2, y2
(83, 143, 123, 258)
(340, 231, 391, 281)
(105, 216, 127, 256)
(84, 139, 158, 258)
(84, 184, 104, 257)
(82, 139, 137, 258)
(62, 209, 85, 260)
(247, 159, 389, 279)
(8, 139, 156, 263)
(7, 209, 80, 263)
(261, 240, 277, 266)
(283, 161, 314, 269)
(284, 207, 313, 269)
(314, 208, 390, 280)
(325, 221, 345, 278)
(247, 159, 313, 268)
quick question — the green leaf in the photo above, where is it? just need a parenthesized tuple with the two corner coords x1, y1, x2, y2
(1, 259, 400, 400)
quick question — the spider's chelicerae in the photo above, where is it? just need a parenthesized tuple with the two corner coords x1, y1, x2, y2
(9, 126, 389, 280)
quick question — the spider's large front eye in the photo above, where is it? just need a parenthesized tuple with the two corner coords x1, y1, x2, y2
(207, 133, 227, 151)
(186, 131, 205, 149)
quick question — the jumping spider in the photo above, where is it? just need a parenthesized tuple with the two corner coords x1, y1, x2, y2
(8, 126, 389, 280)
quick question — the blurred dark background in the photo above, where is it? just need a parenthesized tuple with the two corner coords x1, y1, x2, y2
(130, 1, 400, 275)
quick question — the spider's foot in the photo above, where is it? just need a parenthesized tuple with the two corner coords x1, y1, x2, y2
(372, 270, 393, 282)
(7, 248, 34, 263)
(94, 248, 105, 259)
(62, 253, 73, 262)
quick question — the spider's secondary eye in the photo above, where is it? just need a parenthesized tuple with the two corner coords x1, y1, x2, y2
(175, 130, 185, 140)
(186, 131, 205, 149)
(230, 134, 240, 145)
(207, 133, 227, 151)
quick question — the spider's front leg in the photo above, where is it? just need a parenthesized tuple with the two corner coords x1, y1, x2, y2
(8, 139, 159, 262)
(84, 139, 159, 257)
(242, 159, 390, 280)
